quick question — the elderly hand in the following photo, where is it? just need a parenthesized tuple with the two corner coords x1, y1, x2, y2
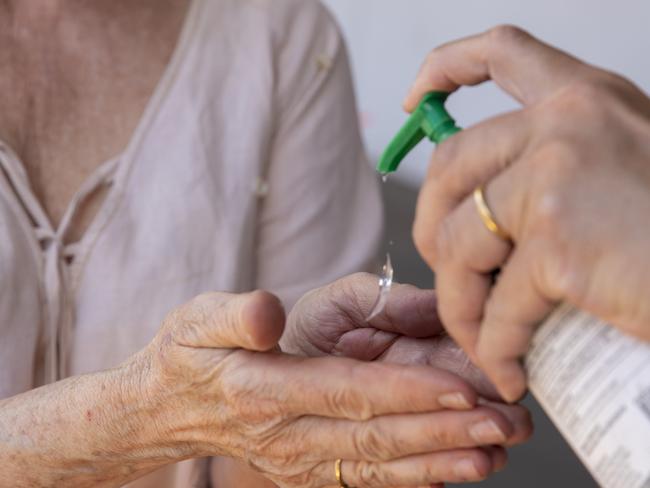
(282, 273, 533, 479)
(142, 289, 529, 487)
(405, 25, 650, 402)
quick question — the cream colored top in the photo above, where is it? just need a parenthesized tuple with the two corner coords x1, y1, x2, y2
(0, 0, 382, 486)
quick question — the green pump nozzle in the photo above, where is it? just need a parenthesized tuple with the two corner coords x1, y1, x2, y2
(377, 91, 461, 174)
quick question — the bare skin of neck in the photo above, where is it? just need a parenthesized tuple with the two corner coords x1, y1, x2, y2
(0, 0, 190, 238)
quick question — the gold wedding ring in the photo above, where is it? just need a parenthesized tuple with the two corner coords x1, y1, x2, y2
(335, 459, 351, 488)
(473, 185, 512, 242)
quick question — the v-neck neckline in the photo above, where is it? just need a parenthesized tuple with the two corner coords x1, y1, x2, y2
(0, 0, 202, 288)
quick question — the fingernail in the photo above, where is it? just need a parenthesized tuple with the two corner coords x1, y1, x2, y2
(438, 392, 472, 410)
(470, 419, 507, 444)
(454, 458, 480, 480)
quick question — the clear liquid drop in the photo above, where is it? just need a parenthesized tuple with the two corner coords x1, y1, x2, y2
(381, 174, 389, 184)
(366, 253, 394, 321)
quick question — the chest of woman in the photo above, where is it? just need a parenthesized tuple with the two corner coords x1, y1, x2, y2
(0, 67, 167, 235)
(0, 1, 275, 388)
(0, 2, 187, 230)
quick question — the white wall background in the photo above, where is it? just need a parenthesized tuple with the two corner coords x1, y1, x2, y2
(321, 0, 650, 185)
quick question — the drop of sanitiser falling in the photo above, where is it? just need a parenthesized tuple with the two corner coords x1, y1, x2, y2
(366, 253, 394, 322)
(381, 173, 389, 184)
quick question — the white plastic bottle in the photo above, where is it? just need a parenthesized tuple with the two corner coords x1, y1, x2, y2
(526, 305, 650, 487)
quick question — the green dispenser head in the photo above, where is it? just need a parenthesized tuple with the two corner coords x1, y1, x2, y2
(377, 91, 461, 174)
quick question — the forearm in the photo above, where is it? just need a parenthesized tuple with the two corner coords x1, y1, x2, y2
(0, 354, 183, 487)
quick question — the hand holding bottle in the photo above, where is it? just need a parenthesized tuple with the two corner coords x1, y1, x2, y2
(406, 25, 650, 402)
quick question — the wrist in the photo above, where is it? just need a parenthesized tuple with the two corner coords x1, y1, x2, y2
(0, 353, 191, 487)
(124, 346, 232, 460)
(109, 350, 196, 460)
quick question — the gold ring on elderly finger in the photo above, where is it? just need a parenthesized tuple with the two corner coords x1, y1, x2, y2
(335, 459, 351, 488)
(473, 185, 512, 242)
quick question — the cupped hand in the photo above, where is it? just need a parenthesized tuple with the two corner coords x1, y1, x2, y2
(138, 289, 529, 487)
(282, 273, 533, 461)
(406, 25, 650, 402)
(282, 273, 500, 400)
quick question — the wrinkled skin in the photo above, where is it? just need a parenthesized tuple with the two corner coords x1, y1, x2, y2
(147, 286, 532, 488)
(281, 274, 533, 486)
(0, 287, 532, 488)
(283, 273, 500, 401)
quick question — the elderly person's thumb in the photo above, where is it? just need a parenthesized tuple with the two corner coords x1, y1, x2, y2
(166, 291, 286, 352)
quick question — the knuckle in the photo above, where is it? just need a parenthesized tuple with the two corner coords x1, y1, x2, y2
(597, 69, 634, 92)
(355, 461, 387, 487)
(219, 373, 247, 412)
(525, 143, 578, 232)
(258, 451, 306, 481)
(354, 423, 393, 462)
(328, 377, 374, 421)
(250, 454, 316, 488)
(542, 79, 613, 130)
(487, 24, 530, 49)
(219, 365, 269, 422)
(534, 140, 577, 167)
(283, 472, 314, 488)
(559, 81, 604, 117)
(529, 178, 566, 234)
(576, 71, 641, 123)
(427, 422, 459, 449)
(527, 238, 576, 301)
(526, 240, 583, 309)
(583, 68, 639, 102)
(526, 188, 570, 240)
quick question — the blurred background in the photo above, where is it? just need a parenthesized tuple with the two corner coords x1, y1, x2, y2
(320, 1, 650, 486)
